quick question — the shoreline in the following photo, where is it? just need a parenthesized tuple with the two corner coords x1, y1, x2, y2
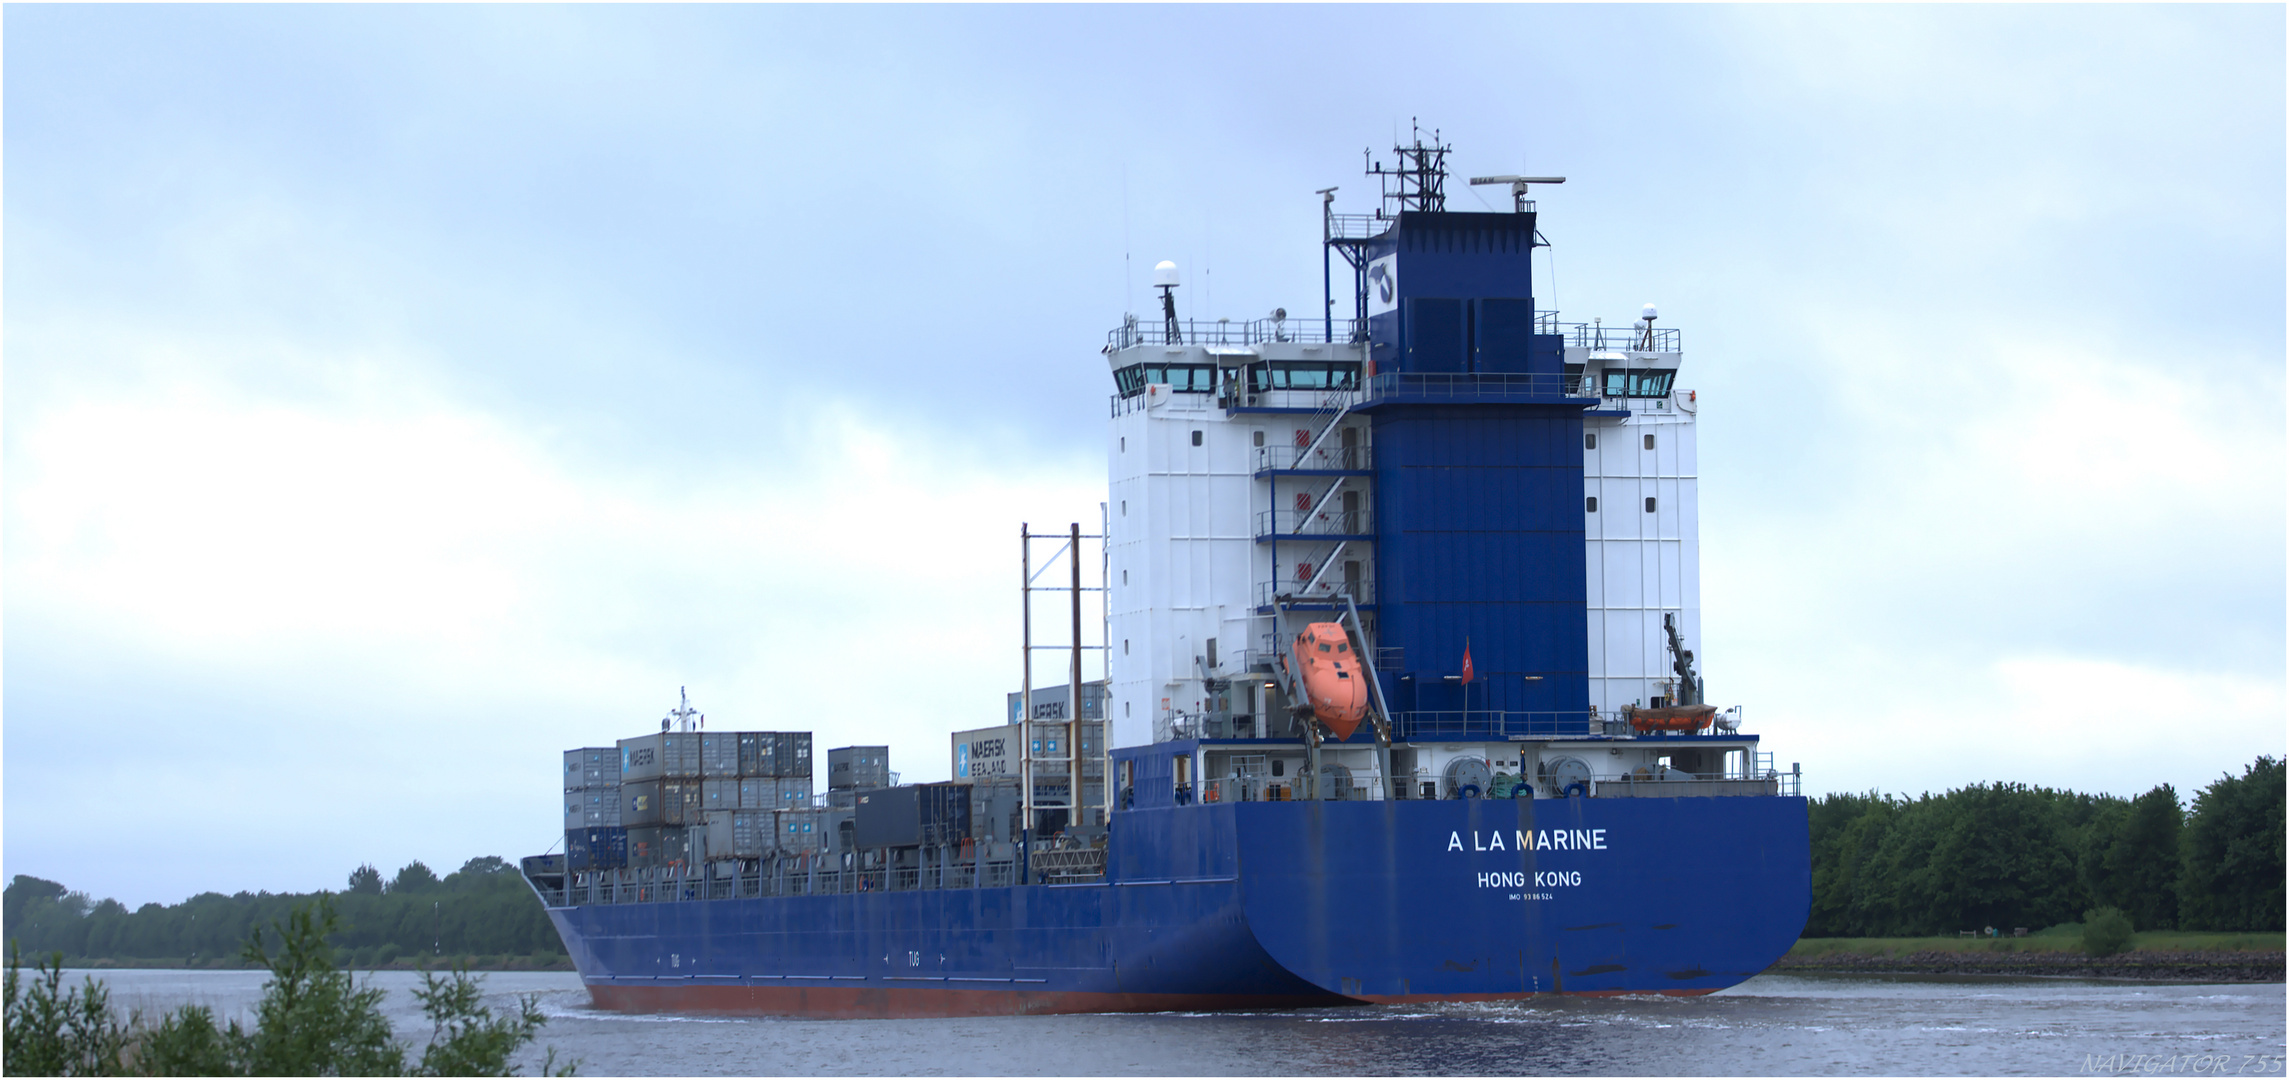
(59, 957, 578, 974)
(1771, 948, 2284, 983)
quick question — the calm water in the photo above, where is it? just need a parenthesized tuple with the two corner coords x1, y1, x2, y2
(67, 968, 2287, 1076)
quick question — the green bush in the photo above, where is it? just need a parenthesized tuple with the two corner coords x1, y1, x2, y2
(2, 898, 575, 1077)
(2083, 906, 2134, 957)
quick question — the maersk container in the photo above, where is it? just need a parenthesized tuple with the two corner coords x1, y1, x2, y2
(563, 747, 620, 791)
(852, 783, 969, 848)
(829, 746, 889, 791)
(622, 733, 703, 781)
(702, 778, 737, 812)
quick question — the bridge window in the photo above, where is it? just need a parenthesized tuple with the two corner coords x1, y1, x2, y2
(1602, 368, 1677, 399)
(1114, 363, 1215, 397)
(1248, 361, 1362, 392)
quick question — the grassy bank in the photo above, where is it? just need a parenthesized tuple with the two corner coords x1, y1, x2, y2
(59, 952, 576, 972)
(1789, 929, 2285, 958)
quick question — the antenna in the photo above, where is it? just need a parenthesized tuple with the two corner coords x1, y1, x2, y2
(1153, 261, 1182, 344)
(1637, 302, 1659, 351)
(1365, 119, 1451, 218)
(1467, 174, 1566, 213)
(663, 686, 701, 733)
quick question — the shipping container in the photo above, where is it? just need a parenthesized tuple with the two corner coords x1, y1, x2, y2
(777, 778, 813, 810)
(623, 779, 701, 827)
(828, 746, 890, 791)
(735, 778, 767, 810)
(618, 733, 702, 782)
(775, 732, 815, 779)
(700, 732, 740, 778)
(730, 810, 775, 858)
(779, 809, 822, 854)
(821, 807, 857, 854)
(852, 783, 970, 848)
(622, 780, 662, 828)
(700, 810, 737, 862)
(565, 789, 623, 829)
(702, 778, 737, 812)
(627, 825, 691, 868)
(565, 826, 628, 872)
(563, 747, 621, 790)
(737, 732, 768, 778)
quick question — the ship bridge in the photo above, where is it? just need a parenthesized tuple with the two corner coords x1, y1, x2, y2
(1102, 129, 1731, 808)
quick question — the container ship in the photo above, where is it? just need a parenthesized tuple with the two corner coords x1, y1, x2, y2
(522, 130, 1812, 1018)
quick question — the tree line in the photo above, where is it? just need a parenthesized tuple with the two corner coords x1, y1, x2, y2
(4, 898, 572, 1076)
(1807, 756, 2284, 937)
(2, 858, 564, 967)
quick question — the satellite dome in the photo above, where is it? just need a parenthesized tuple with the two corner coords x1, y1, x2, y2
(1641, 303, 1658, 321)
(1154, 261, 1181, 288)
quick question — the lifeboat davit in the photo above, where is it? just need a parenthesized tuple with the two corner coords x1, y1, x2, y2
(1626, 703, 1719, 734)
(1293, 622, 1369, 740)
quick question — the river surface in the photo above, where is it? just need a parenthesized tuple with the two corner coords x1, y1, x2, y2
(65, 968, 2287, 1076)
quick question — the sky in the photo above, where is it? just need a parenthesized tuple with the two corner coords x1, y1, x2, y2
(5, 4, 2282, 909)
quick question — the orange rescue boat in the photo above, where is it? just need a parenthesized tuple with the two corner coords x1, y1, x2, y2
(1626, 703, 1719, 734)
(1293, 622, 1369, 740)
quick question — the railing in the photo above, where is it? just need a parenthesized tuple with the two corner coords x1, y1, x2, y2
(1584, 770, 1800, 798)
(1394, 711, 1602, 739)
(1221, 386, 1365, 413)
(1566, 324, 1681, 353)
(1198, 776, 1386, 802)
(1362, 371, 1594, 403)
(1253, 443, 1373, 472)
(531, 841, 1129, 907)
(1160, 711, 1258, 742)
(1256, 580, 1376, 607)
(1255, 509, 1374, 537)
(1108, 317, 1367, 350)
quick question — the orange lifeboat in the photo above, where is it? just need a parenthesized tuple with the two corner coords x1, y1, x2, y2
(1293, 622, 1369, 740)
(1626, 703, 1719, 734)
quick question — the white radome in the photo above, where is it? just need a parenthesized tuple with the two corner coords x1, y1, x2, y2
(1154, 261, 1181, 288)
(1642, 303, 1658, 321)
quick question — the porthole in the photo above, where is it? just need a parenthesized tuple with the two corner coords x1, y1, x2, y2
(1643, 434, 1656, 450)
(1586, 497, 1598, 513)
(1252, 430, 1265, 448)
(1584, 433, 1597, 450)
(1191, 430, 1203, 447)
(1645, 497, 1657, 513)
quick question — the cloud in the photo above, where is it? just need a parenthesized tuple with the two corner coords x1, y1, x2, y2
(5, 345, 1103, 905)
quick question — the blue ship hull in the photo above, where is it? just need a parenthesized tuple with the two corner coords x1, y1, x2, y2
(541, 795, 1809, 1017)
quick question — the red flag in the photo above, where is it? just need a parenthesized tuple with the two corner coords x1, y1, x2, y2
(1461, 640, 1475, 685)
